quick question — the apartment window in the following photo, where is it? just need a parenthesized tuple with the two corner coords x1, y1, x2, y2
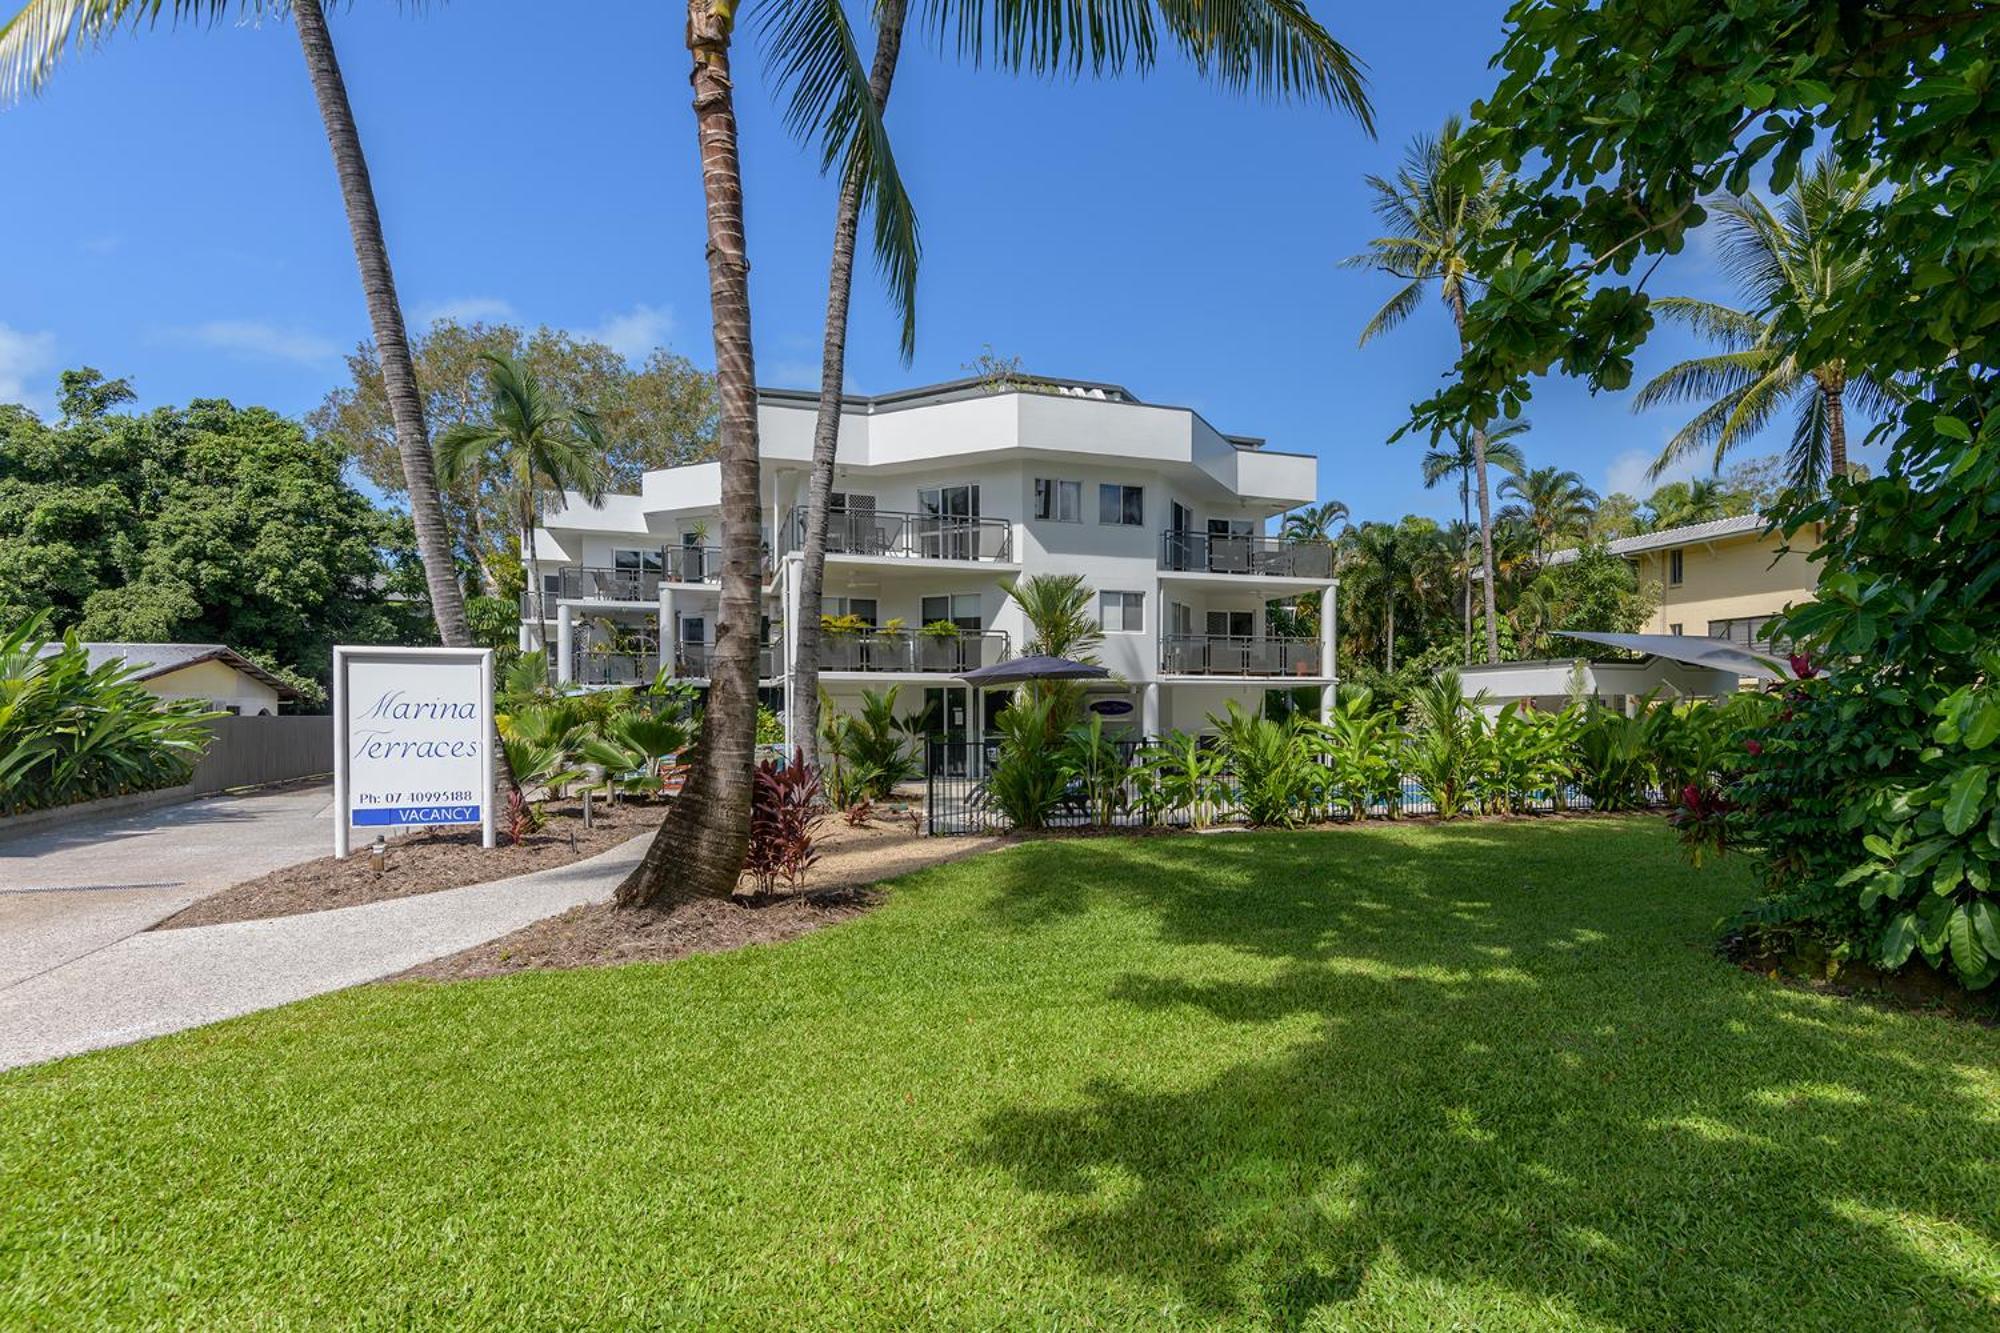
(1034, 478, 1081, 523)
(824, 597, 878, 626)
(921, 593, 981, 632)
(1669, 623, 1684, 636)
(613, 547, 664, 575)
(1099, 591, 1144, 632)
(1206, 610, 1254, 639)
(1668, 548, 1685, 586)
(1098, 483, 1145, 526)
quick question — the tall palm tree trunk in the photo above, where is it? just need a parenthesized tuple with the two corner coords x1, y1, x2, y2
(522, 476, 545, 654)
(1461, 483, 1473, 665)
(1448, 290, 1502, 663)
(1824, 380, 1847, 483)
(1385, 596, 1395, 673)
(292, 0, 468, 651)
(791, 0, 909, 773)
(292, 0, 518, 812)
(618, 0, 761, 907)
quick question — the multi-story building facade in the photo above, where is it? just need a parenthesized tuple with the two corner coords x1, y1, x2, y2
(1545, 514, 1820, 651)
(521, 375, 1337, 750)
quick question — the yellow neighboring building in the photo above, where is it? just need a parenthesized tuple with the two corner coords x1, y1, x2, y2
(1546, 515, 1821, 652)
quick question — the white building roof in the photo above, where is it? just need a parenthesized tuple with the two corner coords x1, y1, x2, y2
(1544, 514, 1768, 567)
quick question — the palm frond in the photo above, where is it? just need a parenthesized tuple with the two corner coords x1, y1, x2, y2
(1787, 384, 1830, 498)
(1356, 278, 1424, 346)
(0, 0, 261, 103)
(432, 422, 508, 488)
(1631, 349, 1780, 413)
(1649, 297, 1768, 351)
(764, 0, 922, 360)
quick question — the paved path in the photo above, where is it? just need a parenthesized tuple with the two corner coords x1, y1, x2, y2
(0, 835, 648, 1071)
(0, 785, 338, 992)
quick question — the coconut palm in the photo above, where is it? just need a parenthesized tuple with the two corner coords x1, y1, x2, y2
(1500, 466, 1598, 563)
(1339, 521, 1422, 672)
(785, 0, 1372, 774)
(1, 0, 473, 650)
(999, 572, 1104, 734)
(1345, 114, 1512, 663)
(1423, 420, 1526, 663)
(434, 355, 610, 656)
(1279, 498, 1352, 544)
(1633, 156, 1896, 497)
(1644, 476, 1728, 530)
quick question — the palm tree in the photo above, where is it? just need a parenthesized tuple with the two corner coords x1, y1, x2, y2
(1000, 573, 1103, 734)
(1279, 498, 1352, 544)
(2, 1, 473, 651)
(1644, 476, 1727, 530)
(1633, 156, 1896, 497)
(1339, 521, 1419, 672)
(434, 355, 610, 657)
(1500, 466, 1598, 563)
(1423, 420, 1526, 663)
(1345, 114, 1512, 663)
(785, 0, 1372, 773)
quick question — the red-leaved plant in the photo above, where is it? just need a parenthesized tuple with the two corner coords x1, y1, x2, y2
(744, 750, 825, 896)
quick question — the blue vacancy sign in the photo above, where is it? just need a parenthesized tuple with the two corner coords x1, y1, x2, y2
(333, 646, 494, 857)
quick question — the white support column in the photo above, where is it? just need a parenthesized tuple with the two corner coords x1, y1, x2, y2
(658, 584, 677, 679)
(1142, 681, 1161, 739)
(556, 604, 575, 685)
(781, 556, 802, 753)
(1319, 580, 1339, 724)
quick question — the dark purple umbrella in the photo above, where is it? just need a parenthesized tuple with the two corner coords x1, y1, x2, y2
(958, 654, 1109, 686)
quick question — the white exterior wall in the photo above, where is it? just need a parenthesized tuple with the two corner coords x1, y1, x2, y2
(524, 381, 1336, 737)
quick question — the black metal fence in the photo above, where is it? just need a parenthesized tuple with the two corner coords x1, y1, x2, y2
(923, 738, 1617, 835)
(821, 630, 1009, 674)
(1160, 532, 1335, 579)
(783, 506, 1014, 562)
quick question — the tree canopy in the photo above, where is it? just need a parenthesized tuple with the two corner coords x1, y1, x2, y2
(310, 319, 718, 597)
(0, 368, 429, 697)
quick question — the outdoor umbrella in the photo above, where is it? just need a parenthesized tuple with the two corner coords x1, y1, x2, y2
(958, 655, 1112, 752)
(958, 654, 1110, 687)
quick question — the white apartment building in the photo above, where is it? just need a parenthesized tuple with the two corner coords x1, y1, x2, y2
(521, 375, 1338, 751)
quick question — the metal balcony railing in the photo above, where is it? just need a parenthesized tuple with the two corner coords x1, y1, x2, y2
(1159, 532, 1335, 579)
(550, 550, 723, 603)
(817, 629, 1010, 674)
(1159, 634, 1323, 677)
(783, 506, 1013, 562)
(673, 641, 780, 681)
(571, 650, 661, 686)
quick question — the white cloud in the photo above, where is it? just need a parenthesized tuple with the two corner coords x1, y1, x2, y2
(1603, 444, 1707, 499)
(412, 296, 518, 327)
(0, 322, 57, 413)
(177, 320, 341, 366)
(580, 304, 674, 362)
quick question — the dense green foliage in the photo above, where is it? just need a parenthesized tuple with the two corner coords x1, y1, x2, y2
(819, 686, 924, 806)
(4, 824, 1994, 1326)
(0, 370, 430, 693)
(310, 319, 718, 600)
(0, 616, 217, 814)
(493, 653, 694, 833)
(1435, 0, 1999, 991)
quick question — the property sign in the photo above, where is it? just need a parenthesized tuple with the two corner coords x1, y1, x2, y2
(332, 646, 494, 857)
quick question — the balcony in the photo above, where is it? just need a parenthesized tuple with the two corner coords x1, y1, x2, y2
(673, 641, 780, 680)
(819, 629, 1010, 674)
(570, 650, 661, 687)
(549, 550, 724, 603)
(1160, 532, 1334, 579)
(1160, 634, 1323, 677)
(783, 506, 1014, 563)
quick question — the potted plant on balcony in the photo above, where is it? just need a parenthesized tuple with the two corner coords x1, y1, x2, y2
(919, 619, 965, 671)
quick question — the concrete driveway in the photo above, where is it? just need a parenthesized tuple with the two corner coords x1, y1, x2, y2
(0, 784, 335, 991)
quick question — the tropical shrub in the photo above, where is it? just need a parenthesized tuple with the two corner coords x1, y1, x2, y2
(1471, 703, 1579, 816)
(1571, 704, 1657, 812)
(1404, 671, 1481, 819)
(986, 692, 1068, 831)
(1208, 701, 1318, 828)
(1309, 684, 1403, 818)
(1057, 712, 1130, 827)
(0, 617, 218, 815)
(576, 710, 692, 796)
(1141, 730, 1227, 827)
(819, 686, 922, 806)
(744, 751, 824, 895)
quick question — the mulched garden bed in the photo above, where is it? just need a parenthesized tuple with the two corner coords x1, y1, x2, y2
(155, 798, 661, 931)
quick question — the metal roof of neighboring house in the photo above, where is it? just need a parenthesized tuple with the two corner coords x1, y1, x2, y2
(42, 642, 300, 698)
(1543, 514, 1769, 566)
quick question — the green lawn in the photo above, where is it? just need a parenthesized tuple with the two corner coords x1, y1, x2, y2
(4, 819, 1997, 1329)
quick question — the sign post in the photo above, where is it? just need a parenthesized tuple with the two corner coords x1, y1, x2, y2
(333, 646, 495, 858)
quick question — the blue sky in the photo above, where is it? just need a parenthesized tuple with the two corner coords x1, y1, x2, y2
(0, 0, 1848, 522)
